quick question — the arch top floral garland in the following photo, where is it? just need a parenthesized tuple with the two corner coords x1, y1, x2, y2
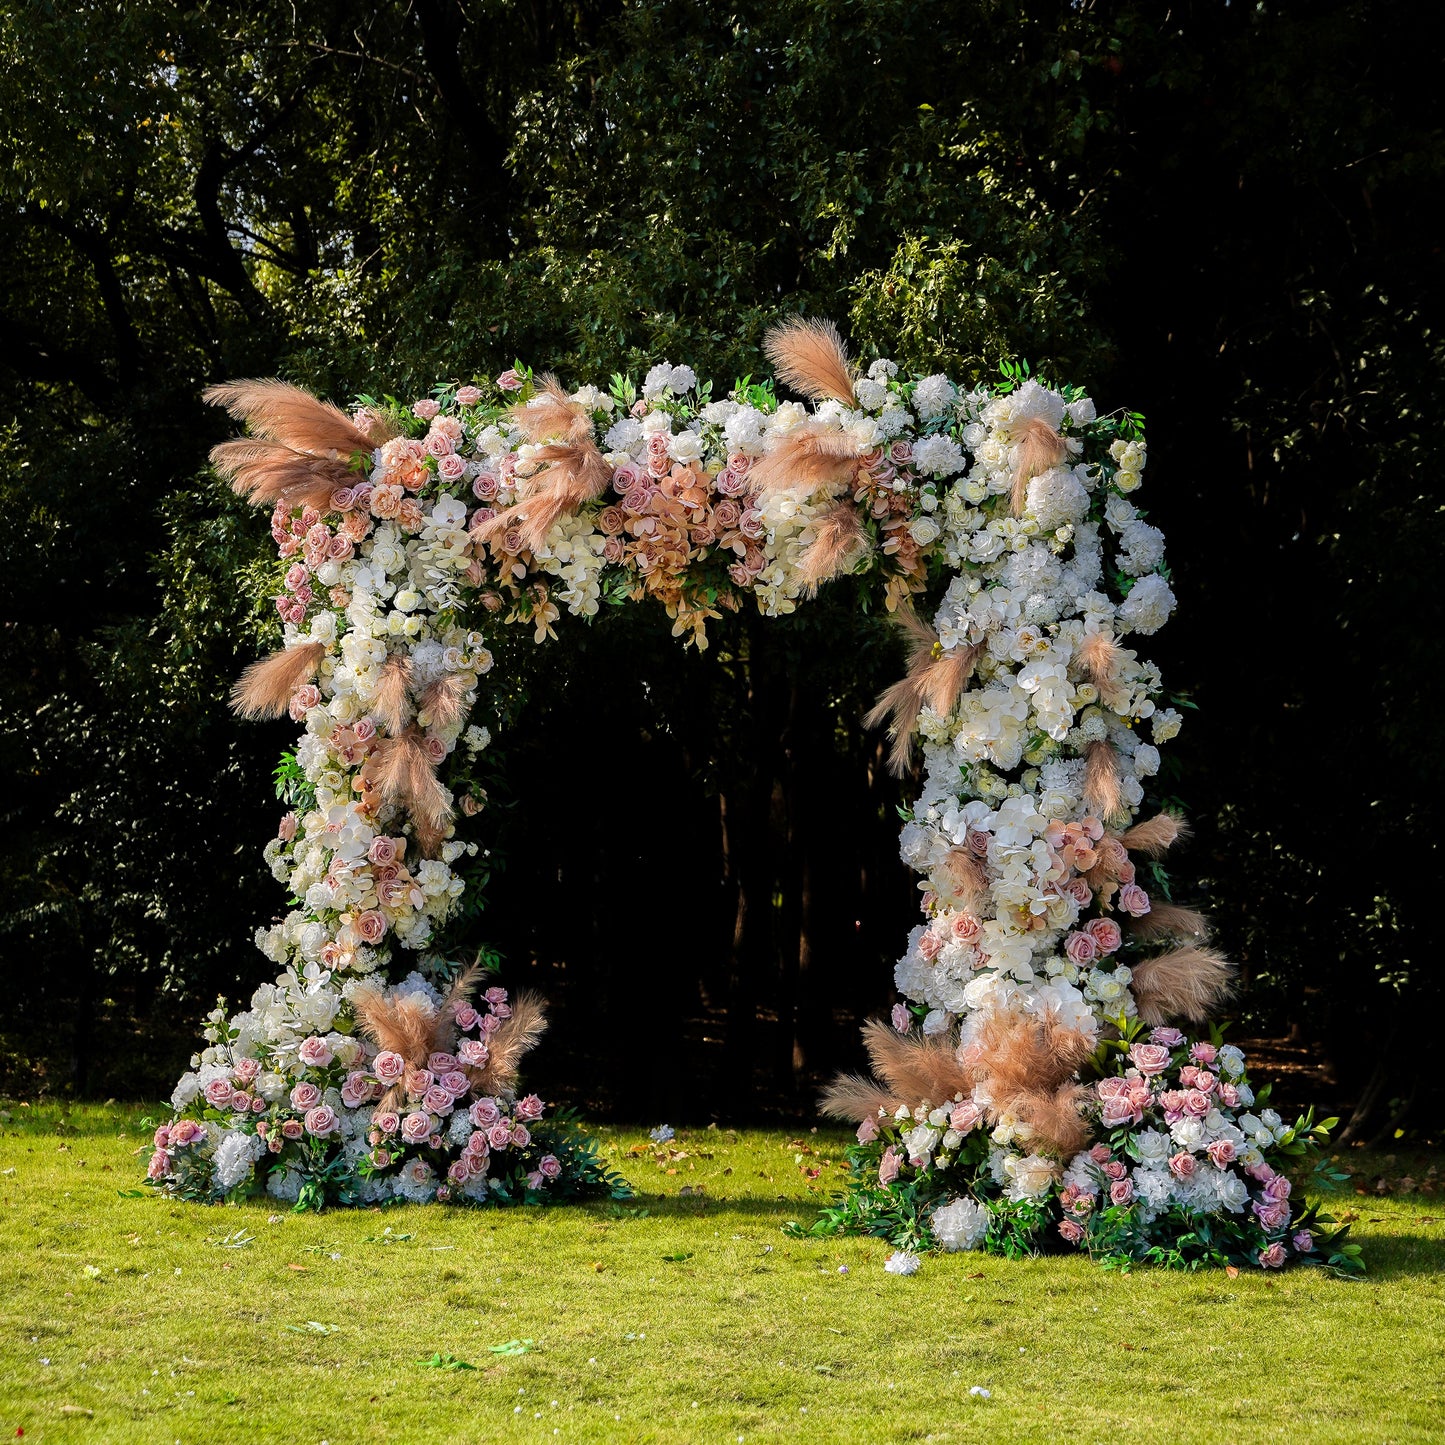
(149, 320, 1356, 1274)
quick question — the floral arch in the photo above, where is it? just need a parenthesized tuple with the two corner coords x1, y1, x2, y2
(149, 320, 1350, 1273)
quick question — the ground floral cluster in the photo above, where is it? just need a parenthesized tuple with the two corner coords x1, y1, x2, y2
(152, 341, 1354, 1270)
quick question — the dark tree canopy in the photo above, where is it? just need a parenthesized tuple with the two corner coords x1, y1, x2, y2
(1, 1, 1439, 1139)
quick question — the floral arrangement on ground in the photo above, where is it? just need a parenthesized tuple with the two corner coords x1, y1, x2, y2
(143, 319, 1355, 1270)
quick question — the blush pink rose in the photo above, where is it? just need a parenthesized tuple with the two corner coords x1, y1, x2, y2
(455, 385, 482, 406)
(234, 1057, 261, 1084)
(427, 1052, 459, 1075)
(372, 1111, 400, 1135)
(1109, 1178, 1135, 1206)
(425, 428, 455, 457)
(488, 1122, 512, 1150)
(857, 1116, 879, 1143)
(495, 370, 523, 392)
(510, 1124, 530, 1148)
(281, 1118, 304, 1141)
(278, 812, 298, 842)
(454, 1005, 480, 1031)
(950, 1101, 983, 1133)
(1292, 1230, 1314, 1253)
(1264, 1174, 1292, 1202)
(373, 1051, 406, 1085)
(341, 1073, 373, 1108)
(171, 1119, 204, 1148)
(1117, 884, 1151, 917)
(538, 1154, 562, 1180)
(516, 1093, 545, 1121)
(447, 1160, 471, 1186)
(1150, 1026, 1186, 1047)
(422, 1086, 456, 1116)
(1063, 877, 1093, 906)
(1128, 1043, 1172, 1077)
(1058, 1217, 1085, 1244)
(878, 1146, 901, 1186)
(438, 1071, 471, 1100)
(203, 1078, 234, 1109)
(1206, 1139, 1237, 1167)
(403, 1068, 434, 1100)
(401, 1111, 433, 1144)
(1100, 1096, 1139, 1129)
(1090, 1144, 1113, 1164)
(297, 1036, 334, 1069)
(917, 932, 942, 962)
(147, 1149, 171, 1180)
(412, 398, 440, 419)
(472, 472, 499, 501)
(951, 913, 982, 942)
(1189, 1041, 1218, 1065)
(1168, 1151, 1197, 1179)
(1258, 1242, 1287, 1269)
(1085, 918, 1123, 954)
(356, 910, 387, 944)
(367, 836, 398, 866)
(1065, 931, 1098, 966)
(437, 452, 467, 483)
(289, 1082, 321, 1111)
(457, 1039, 489, 1067)
(304, 1105, 338, 1137)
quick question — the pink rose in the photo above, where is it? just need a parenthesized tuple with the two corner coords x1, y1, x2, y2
(437, 1071, 471, 1100)
(401, 1111, 434, 1144)
(1118, 884, 1151, 917)
(1218, 1082, 1241, 1107)
(856, 1117, 879, 1143)
(447, 1160, 471, 1186)
(171, 1119, 204, 1148)
(233, 1058, 261, 1084)
(1100, 1096, 1139, 1129)
(538, 1154, 562, 1180)
(1096, 1076, 1128, 1099)
(422, 1086, 457, 1116)
(1254, 1200, 1291, 1231)
(484, 986, 508, 1007)
(425, 428, 455, 457)
(889, 440, 914, 464)
(472, 472, 499, 501)
(1090, 1144, 1113, 1164)
(278, 812, 298, 842)
(917, 932, 942, 962)
(356, 910, 387, 944)
(1206, 1139, 1237, 1168)
(454, 1005, 480, 1031)
(1065, 931, 1098, 966)
(297, 1036, 334, 1069)
(878, 1146, 901, 1186)
(480, 1013, 501, 1036)
(1109, 1178, 1135, 1206)
(1189, 1041, 1218, 1065)
(328, 533, 354, 561)
(153, 1125, 171, 1149)
(951, 913, 982, 943)
(373, 1051, 406, 1084)
(290, 1082, 321, 1111)
(1183, 1090, 1211, 1118)
(1063, 877, 1093, 906)
(341, 1073, 373, 1109)
(488, 1122, 512, 1150)
(495, 370, 523, 392)
(1128, 1043, 1172, 1077)
(1292, 1230, 1314, 1254)
(1150, 1027, 1185, 1047)
(1258, 1242, 1287, 1269)
(147, 1149, 171, 1181)
(281, 1119, 304, 1141)
(404, 1068, 434, 1100)
(1103, 1160, 1127, 1181)
(1058, 1217, 1085, 1245)
(353, 718, 377, 744)
(1085, 918, 1123, 954)
(251, 1095, 266, 1113)
(510, 1124, 530, 1148)
(367, 836, 398, 866)
(455, 385, 482, 406)
(891, 1003, 912, 1033)
(437, 452, 467, 482)
(372, 1148, 392, 1168)
(372, 1111, 400, 1136)
(1168, 1151, 1197, 1179)
(203, 1078, 234, 1110)
(423, 735, 447, 764)
(1264, 1174, 1292, 1202)
(304, 1105, 338, 1137)
(950, 1101, 983, 1133)
(412, 398, 440, 419)
(427, 1052, 459, 1075)
(457, 1039, 489, 1067)
(516, 1093, 545, 1121)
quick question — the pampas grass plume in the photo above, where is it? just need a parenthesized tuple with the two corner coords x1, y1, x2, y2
(230, 641, 325, 720)
(762, 317, 856, 405)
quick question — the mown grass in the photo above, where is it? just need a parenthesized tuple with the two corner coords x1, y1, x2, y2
(1, 1103, 1442, 1444)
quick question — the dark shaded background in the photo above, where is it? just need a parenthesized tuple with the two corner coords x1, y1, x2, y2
(2, 1, 1440, 1141)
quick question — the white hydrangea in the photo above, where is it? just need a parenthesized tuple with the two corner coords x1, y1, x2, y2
(912, 375, 956, 418)
(931, 1196, 989, 1251)
(1024, 467, 1090, 531)
(911, 434, 967, 478)
(1118, 574, 1177, 635)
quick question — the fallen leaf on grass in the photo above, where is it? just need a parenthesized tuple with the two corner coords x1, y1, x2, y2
(207, 1229, 256, 1249)
(488, 1340, 534, 1357)
(1225, 1266, 1240, 1279)
(419, 1352, 476, 1371)
(286, 1264, 309, 1272)
(661, 1252, 694, 1263)
(58, 1406, 92, 1417)
(965, 1272, 985, 1280)
(115, 1189, 146, 1198)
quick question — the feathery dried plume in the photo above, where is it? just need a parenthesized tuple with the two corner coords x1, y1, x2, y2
(210, 438, 357, 512)
(749, 423, 868, 497)
(473, 992, 549, 1095)
(475, 430, 613, 554)
(1130, 945, 1235, 1025)
(967, 1011, 1096, 1156)
(864, 609, 980, 776)
(940, 847, 989, 911)
(819, 1073, 896, 1124)
(350, 986, 436, 1067)
(1119, 812, 1190, 857)
(1082, 739, 1124, 823)
(204, 379, 374, 458)
(1129, 903, 1211, 943)
(372, 653, 414, 735)
(1009, 416, 1068, 516)
(1008, 1083, 1094, 1159)
(441, 962, 486, 1021)
(798, 500, 872, 593)
(371, 730, 452, 844)
(508, 375, 593, 446)
(1077, 631, 1122, 689)
(229, 641, 325, 720)
(860, 1018, 973, 1109)
(418, 672, 471, 733)
(762, 316, 856, 405)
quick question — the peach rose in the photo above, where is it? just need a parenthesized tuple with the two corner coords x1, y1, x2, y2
(356, 910, 387, 944)
(1085, 918, 1123, 954)
(412, 398, 440, 419)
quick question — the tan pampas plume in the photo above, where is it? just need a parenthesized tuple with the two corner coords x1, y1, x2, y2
(1129, 902, 1211, 943)
(229, 641, 325, 720)
(370, 730, 452, 852)
(418, 672, 471, 733)
(1130, 945, 1235, 1025)
(748, 423, 868, 497)
(1119, 812, 1191, 857)
(372, 653, 414, 735)
(818, 1073, 897, 1124)
(209, 438, 357, 512)
(472, 992, 549, 1095)
(798, 500, 872, 593)
(940, 847, 989, 912)
(1077, 631, 1122, 689)
(968, 1011, 1096, 1156)
(1082, 738, 1124, 823)
(864, 608, 980, 776)
(762, 317, 856, 405)
(1009, 416, 1068, 516)
(857, 1018, 973, 1110)
(205, 379, 377, 458)
(508, 375, 594, 446)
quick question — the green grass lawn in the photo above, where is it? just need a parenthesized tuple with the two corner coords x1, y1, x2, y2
(1, 1103, 1442, 1444)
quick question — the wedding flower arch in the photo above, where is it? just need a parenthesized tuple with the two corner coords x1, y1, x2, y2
(149, 321, 1352, 1272)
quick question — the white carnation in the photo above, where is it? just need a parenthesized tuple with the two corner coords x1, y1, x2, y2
(931, 1196, 989, 1252)
(911, 434, 966, 478)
